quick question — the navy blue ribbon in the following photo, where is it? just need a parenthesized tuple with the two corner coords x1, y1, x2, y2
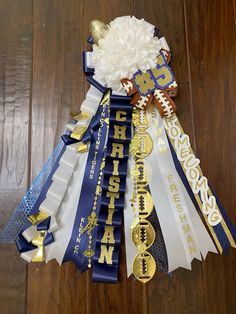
(147, 208, 169, 273)
(44, 232, 54, 246)
(87, 76, 106, 94)
(37, 217, 51, 231)
(87, 36, 94, 45)
(63, 94, 109, 272)
(16, 230, 54, 253)
(16, 234, 37, 253)
(61, 134, 78, 145)
(92, 94, 132, 283)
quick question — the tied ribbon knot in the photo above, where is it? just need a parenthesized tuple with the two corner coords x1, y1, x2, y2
(15, 212, 54, 262)
(61, 110, 102, 153)
(121, 49, 178, 118)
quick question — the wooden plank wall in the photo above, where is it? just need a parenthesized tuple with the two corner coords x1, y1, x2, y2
(0, 0, 235, 313)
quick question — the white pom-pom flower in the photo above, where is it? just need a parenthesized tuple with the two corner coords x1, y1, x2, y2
(92, 16, 162, 92)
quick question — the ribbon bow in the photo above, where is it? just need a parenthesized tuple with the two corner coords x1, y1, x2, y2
(15, 212, 54, 262)
(121, 49, 178, 118)
(61, 110, 101, 153)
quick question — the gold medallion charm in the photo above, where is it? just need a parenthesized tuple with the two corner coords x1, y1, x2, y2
(131, 131, 153, 158)
(83, 249, 95, 258)
(132, 109, 149, 129)
(81, 212, 98, 234)
(130, 107, 157, 283)
(132, 252, 156, 283)
(130, 159, 148, 187)
(132, 220, 155, 251)
(136, 189, 154, 218)
(135, 159, 148, 187)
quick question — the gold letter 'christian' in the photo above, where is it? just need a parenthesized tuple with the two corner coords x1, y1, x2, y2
(108, 176, 120, 193)
(114, 125, 127, 140)
(98, 245, 114, 264)
(101, 226, 115, 244)
(112, 160, 119, 176)
(116, 111, 127, 122)
(106, 191, 119, 208)
(111, 143, 124, 158)
(106, 209, 115, 225)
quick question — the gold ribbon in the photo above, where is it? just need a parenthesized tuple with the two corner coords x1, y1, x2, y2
(77, 142, 89, 153)
(26, 212, 48, 262)
(31, 246, 44, 263)
(27, 211, 49, 225)
(71, 126, 88, 141)
(69, 111, 92, 143)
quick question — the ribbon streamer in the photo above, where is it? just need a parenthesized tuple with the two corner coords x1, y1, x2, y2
(146, 106, 217, 272)
(63, 92, 109, 271)
(164, 115, 236, 253)
(44, 146, 89, 263)
(0, 140, 65, 243)
(92, 93, 133, 283)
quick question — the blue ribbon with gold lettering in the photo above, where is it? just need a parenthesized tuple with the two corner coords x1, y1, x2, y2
(92, 93, 132, 283)
(63, 92, 109, 271)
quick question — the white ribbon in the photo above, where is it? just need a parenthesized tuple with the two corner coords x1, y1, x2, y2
(159, 37, 170, 51)
(146, 105, 216, 272)
(22, 225, 37, 243)
(44, 147, 89, 263)
(45, 90, 107, 263)
(179, 178, 217, 258)
(21, 85, 103, 262)
(124, 157, 139, 277)
(80, 85, 103, 116)
(146, 106, 192, 270)
(21, 249, 38, 262)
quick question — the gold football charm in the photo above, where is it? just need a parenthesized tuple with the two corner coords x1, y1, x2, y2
(83, 249, 95, 258)
(135, 159, 148, 187)
(130, 131, 153, 158)
(132, 219, 156, 251)
(132, 109, 149, 129)
(132, 252, 156, 283)
(136, 189, 154, 218)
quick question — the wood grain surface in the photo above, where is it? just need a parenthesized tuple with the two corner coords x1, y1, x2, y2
(0, 0, 235, 313)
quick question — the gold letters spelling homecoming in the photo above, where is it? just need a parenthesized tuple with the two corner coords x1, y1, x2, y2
(1, 16, 235, 284)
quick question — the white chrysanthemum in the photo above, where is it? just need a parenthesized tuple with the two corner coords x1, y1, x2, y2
(92, 16, 162, 92)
